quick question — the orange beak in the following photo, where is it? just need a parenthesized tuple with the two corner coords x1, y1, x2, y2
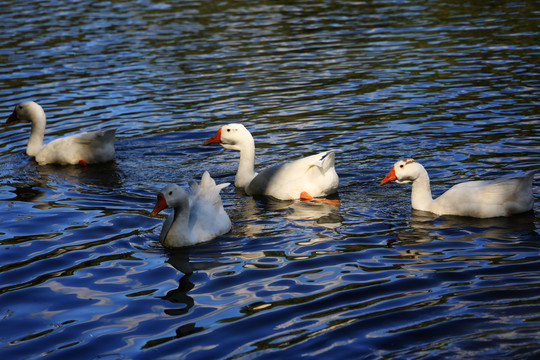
(380, 166, 397, 185)
(150, 193, 168, 217)
(204, 128, 222, 145)
(6, 109, 18, 124)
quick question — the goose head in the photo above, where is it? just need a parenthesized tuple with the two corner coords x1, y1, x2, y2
(381, 158, 425, 185)
(204, 123, 254, 151)
(150, 184, 188, 216)
(7, 101, 46, 125)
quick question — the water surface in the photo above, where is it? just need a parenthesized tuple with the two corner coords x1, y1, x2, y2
(1, 0, 539, 359)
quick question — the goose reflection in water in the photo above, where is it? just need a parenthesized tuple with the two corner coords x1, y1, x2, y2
(148, 255, 204, 345)
(285, 199, 344, 230)
(157, 248, 198, 339)
(232, 191, 343, 235)
(153, 247, 233, 343)
(8, 159, 123, 211)
(406, 209, 536, 239)
(390, 209, 536, 244)
(386, 209, 537, 269)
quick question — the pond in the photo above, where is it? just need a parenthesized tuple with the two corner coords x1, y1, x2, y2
(1, 0, 539, 359)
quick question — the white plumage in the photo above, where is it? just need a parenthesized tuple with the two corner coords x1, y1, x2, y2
(381, 158, 535, 218)
(150, 171, 231, 247)
(6, 101, 115, 165)
(204, 123, 339, 201)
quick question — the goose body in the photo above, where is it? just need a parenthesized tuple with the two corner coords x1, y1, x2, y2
(150, 171, 231, 247)
(381, 158, 535, 218)
(6, 101, 115, 165)
(204, 123, 339, 201)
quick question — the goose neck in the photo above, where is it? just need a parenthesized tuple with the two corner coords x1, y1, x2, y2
(235, 142, 256, 188)
(410, 169, 434, 211)
(27, 120, 46, 156)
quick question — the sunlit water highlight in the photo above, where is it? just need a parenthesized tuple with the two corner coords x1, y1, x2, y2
(1, 1, 539, 359)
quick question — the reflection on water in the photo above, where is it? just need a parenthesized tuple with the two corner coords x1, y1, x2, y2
(388, 209, 538, 271)
(401, 209, 537, 243)
(0, 0, 539, 359)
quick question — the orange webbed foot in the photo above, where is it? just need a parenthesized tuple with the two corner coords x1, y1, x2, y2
(300, 192, 314, 201)
(78, 160, 88, 166)
(299, 192, 340, 206)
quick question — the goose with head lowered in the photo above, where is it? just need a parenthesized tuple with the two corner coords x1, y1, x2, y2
(150, 171, 232, 248)
(381, 158, 535, 218)
(6, 101, 115, 165)
(204, 123, 339, 202)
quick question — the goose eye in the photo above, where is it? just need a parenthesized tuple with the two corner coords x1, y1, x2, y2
(227, 128, 231, 132)
(169, 191, 173, 195)
(400, 165, 404, 168)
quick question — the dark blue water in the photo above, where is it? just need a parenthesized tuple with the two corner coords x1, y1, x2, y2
(1, 0, 539, 359)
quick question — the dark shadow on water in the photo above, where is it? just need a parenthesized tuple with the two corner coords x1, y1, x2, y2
(162, 248, 195, 316)
(409, 209, 537, 231)
(6, 159, 124, 201)
(389, 209, 537, 247)
(161, 274, 195, 316)
(9, 182, 46, 202)
(166, 247, 194, 276)
(142, 322, 205, 349)
(143, 248, 208, 349)
(249, 190, 341, 206)
(224, 187, 344, 237)
(35, 160, 124, 188)
(250, 191, 344, 228)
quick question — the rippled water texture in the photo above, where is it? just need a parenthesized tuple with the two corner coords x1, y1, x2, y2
(1, 0, 539, 359)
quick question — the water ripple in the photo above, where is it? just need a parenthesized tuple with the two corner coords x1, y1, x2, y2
(1, 0, 539, 359)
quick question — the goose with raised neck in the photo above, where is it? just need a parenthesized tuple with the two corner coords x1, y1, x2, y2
(204, 123, 339, 201)
(381, 158, 535, 218)
(6, 101, 115, 165)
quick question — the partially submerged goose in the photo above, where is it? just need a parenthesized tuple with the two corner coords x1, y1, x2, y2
(6, 101, 115, 165)
(381, 158, 535, 218)
(204, 123, 339, 201)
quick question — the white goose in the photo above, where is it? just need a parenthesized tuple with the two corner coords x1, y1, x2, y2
(204, 123, 339, 201)
(381, 158, 535, 218)
(150, 171, 231, 247)
(6, 101, 115, 165)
